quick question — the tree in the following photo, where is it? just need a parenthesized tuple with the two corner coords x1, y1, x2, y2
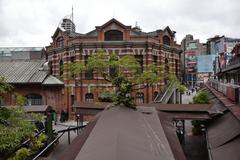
(0, 77, 13, 106)
(68, 50, 165, 108)
(193, 91, 209, 104)
(0, 77, 13, 95)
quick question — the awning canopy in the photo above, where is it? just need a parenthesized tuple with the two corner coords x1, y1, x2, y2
(24, 105, 52, 113)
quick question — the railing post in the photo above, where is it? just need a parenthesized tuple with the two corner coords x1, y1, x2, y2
(68, 129, 71, 144)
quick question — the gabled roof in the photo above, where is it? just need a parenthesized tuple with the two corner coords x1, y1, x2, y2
(0, 60, 63, 86)
(163, 26, 175, 37)
(52, 27, 65, 39)
(95, 18, 131, 30)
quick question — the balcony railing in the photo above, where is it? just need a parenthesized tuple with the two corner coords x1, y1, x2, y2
(209, 79, 240, 103)
(221, 57, 240, 72)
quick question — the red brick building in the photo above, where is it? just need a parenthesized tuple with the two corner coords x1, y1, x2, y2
(46, 19, 181, 113)
(0, 60, 64, 113)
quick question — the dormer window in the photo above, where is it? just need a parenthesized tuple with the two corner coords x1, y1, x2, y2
(163, 36, 171, 46)
(104, 30, 123, 41)
(57, 37, 64, 48)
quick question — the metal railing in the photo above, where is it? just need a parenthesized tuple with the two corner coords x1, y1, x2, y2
(32, 125, 86, 160)
(154, 81, 177, 103)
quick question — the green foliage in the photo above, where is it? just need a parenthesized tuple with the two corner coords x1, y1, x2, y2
(9, 147, 31, 160)
(31, 134, 47, 152)
(99, 90, 116, 102)
(65, 61, 85, 78)
(178, 84, 187, 94)
(16, 95, 27, 107)
(112, 76, 136, 108)
(0, 107, 36, 153)
(0, 77, 13, 95)
(30, 113, 44, 122)
(68, 50, 166, 108)
(0, 107, 11, 120)
(193, 91, 209, 104)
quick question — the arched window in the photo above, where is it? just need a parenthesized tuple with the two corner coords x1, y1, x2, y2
(104, 30, 123, 41)
(135, 92, 144, 104)
(153, 91, 158, 101)
(59, 60, 63, 76)
(163, 36, 170, 46)
(85, 93, 94, 102)
(57, 37, 64, 48)
(26, 93, 42, 105)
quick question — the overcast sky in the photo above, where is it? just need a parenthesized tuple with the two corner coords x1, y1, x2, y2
(0, 0, 239, 47)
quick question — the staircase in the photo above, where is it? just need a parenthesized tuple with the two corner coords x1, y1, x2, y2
(154, 81, 178, 104)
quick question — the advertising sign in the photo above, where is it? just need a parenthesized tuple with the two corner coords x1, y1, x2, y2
(197, 55, 215, 73)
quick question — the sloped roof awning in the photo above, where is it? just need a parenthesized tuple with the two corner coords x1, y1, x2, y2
(58, 106, 183, 160)
(207, 112, 240, 149)
(24, 105, 52, 113)
(210, 136, 240, 160)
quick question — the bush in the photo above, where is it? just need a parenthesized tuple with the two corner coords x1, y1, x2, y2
(193, 91, 209, 104)
(10, 147, 31, 160)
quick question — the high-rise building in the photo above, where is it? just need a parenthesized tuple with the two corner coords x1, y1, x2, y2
(181, 35, 205, 87)
(60, 18, 75, 32)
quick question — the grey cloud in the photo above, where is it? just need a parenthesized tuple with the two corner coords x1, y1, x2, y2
(0, 0, 239, 46)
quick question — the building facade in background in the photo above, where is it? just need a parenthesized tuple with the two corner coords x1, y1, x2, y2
(216, 43, 240, 85)
(206, 36, 240, 75)
(46, 18, 181, 114)
(0, 47, 64, 113)
(0, 47, 45, 61)
(181, 34, 205, 87)
(60, 18, 76, 33)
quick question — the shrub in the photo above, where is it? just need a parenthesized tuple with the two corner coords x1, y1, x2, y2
(10, 147, 31, 160)
(193, 91, 209, 104)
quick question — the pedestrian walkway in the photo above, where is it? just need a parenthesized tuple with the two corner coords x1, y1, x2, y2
(181, 90, 209, 160)
(43, 120, 88, 160)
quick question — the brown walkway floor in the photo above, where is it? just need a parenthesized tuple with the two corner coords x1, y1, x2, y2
(183, 134, 209, 160)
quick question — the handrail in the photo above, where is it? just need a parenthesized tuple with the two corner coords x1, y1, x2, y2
(32, 125, 86, 160)
(154, 81, 174, 102)
(57, 125, 86, 133)
(154, 81, 177, 103)
(160, 81, 177, 103)
(32, 131, 65, 160)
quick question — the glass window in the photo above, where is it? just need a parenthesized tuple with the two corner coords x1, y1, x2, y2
(104, 30, 123, 41)
(163, 36, 171, 46)
(85, 93, 94, 102)
(57, 37, 64, 48)
(59, 60, 63, 76)
(135, 92, 144, 104)
(26, 94, 42, 105)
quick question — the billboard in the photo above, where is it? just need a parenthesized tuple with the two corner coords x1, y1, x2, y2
(197, 55, 215, 73)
